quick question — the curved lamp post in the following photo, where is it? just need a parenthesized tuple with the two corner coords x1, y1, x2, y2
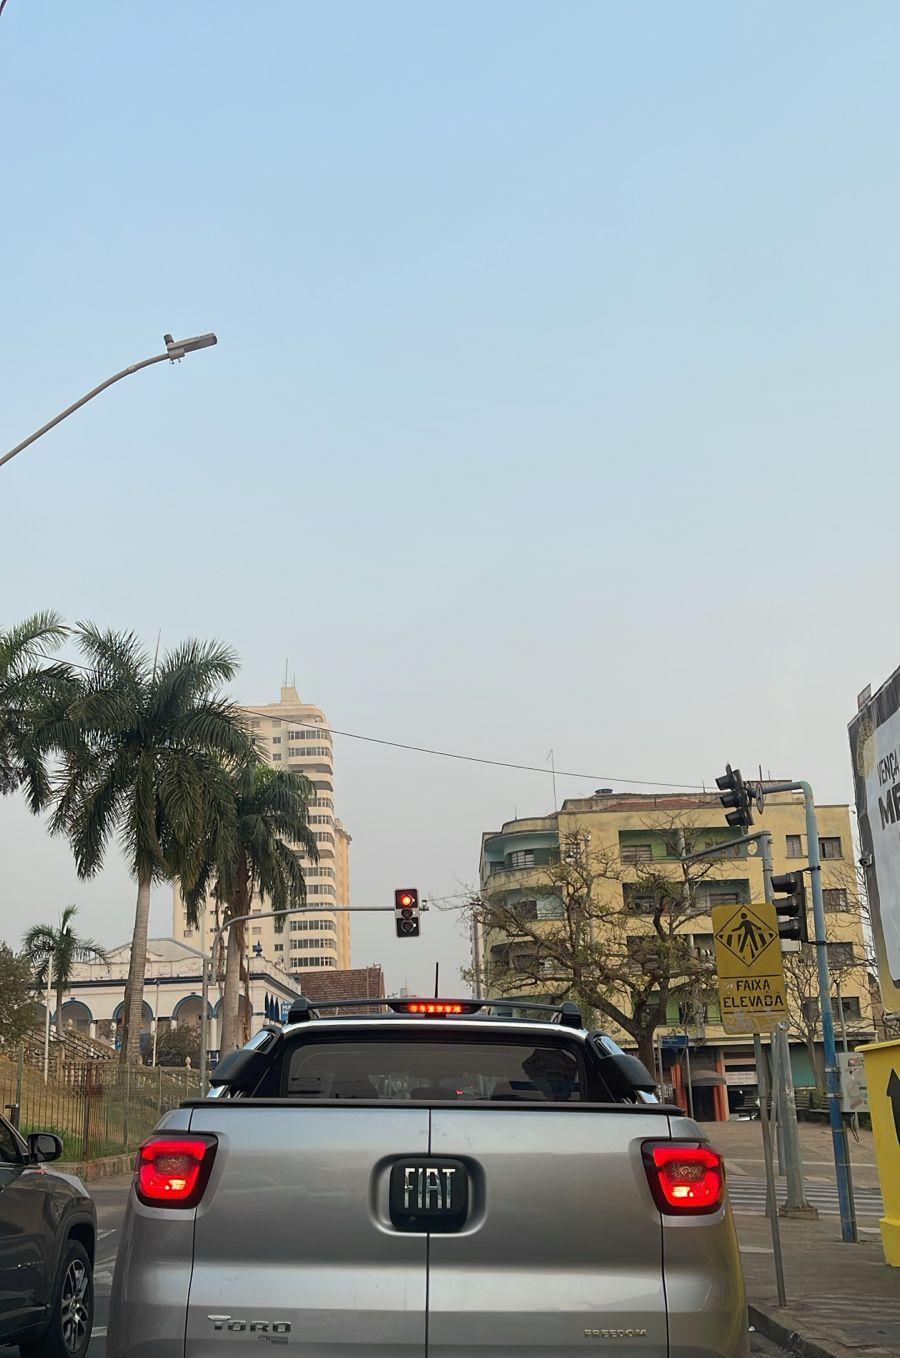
(1, 332, 217, 469)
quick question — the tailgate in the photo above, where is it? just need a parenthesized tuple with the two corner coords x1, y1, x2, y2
(428, 1107, 668, 1358)
(184, 1105, 428, 1358)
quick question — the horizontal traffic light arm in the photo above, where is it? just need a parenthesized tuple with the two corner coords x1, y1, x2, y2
(681, 830, 767, 863)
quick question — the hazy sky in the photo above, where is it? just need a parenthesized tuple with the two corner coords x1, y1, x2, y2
(3, 3, 900, 994)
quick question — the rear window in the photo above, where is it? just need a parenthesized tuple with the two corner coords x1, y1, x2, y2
(284, 1039, 585, 1101)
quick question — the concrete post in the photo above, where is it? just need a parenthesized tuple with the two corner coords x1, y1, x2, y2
(760, 831, 815, 1215)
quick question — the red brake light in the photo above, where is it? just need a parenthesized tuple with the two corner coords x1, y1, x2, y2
(643, 1142, 724, 1215)
(136, 1136, 216, 1207)
(405, 1002, 465, 1015)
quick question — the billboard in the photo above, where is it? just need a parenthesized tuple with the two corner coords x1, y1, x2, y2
(849, 671, 900, 1015)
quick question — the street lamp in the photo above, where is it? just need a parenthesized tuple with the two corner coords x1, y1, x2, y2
(1, 331, 218, 469)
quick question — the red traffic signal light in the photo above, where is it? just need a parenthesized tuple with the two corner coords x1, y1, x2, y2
(394, 888, 420, 937)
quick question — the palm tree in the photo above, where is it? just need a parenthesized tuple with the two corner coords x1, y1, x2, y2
(184, 761, 317, 1055)
(49, 625, 255, 1064)
(22, 905, 109, 1036)
(0, 610, 73, 809)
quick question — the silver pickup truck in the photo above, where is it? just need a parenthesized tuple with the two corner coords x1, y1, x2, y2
(108, 997, 747, 1358)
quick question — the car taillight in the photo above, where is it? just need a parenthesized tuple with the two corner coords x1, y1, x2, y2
(135, 1135, 217, 1208)
(642, 1142, 724, 1215)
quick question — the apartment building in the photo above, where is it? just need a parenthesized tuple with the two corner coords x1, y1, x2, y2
(173, 684, 352, 978)
(475, 789, 875, 1121)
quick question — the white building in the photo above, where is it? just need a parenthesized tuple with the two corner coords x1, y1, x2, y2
(61, 937, 300, 1055)
(172, 685, 352, 979)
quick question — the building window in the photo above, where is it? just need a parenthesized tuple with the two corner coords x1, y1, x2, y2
(621, 843, 653, 864)
(507, 850, 535, 869)
(693, 935, 716, 961)
(823, 888, 849, 912)
(624, 889, 658, 915)
(786, 835, 804, 858)
(819, 837, 843, 859)
(511, 897, 565, 921)
(832, 995, 862, 1020)
(274, 944, 283, 952)
(252, 927, 261, 935)
(826, 942, 854, 967)
(272, 754, 282, 762)
(272, 736, 282, 744)
(708, 891, 741, 905)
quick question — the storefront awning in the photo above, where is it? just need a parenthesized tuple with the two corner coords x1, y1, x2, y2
(689, 1070, 726, 1087)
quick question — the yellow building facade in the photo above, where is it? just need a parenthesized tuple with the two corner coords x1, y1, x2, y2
(476, 790, 874, 1121)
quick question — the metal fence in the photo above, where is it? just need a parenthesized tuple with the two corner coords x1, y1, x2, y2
(0, 1046, 202, 1162)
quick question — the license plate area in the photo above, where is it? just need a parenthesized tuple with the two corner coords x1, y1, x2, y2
(390, 1158, 468, 1233)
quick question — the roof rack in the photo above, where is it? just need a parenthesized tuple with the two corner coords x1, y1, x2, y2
(285, 996, 583, 1028)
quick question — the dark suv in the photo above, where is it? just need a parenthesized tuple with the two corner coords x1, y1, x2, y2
(0, 1113, 95, 1357)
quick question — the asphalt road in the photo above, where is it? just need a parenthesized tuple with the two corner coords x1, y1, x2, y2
(86, 1176, 130, 1357)
(81, 1175, 785, 1356)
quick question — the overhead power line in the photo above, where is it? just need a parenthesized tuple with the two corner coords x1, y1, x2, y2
(241, 708, 706, 791)
(32, 650, 707, 791)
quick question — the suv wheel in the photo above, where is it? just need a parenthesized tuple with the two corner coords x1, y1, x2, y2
(21, 1239, 93, 1358)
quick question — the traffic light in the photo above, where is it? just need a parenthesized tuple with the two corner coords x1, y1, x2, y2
(771, 871, 809, 947)
(394, 888, 420, 938)
(716, 764, 753, 830)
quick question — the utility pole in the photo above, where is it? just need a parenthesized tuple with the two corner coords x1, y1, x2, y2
(760, 832, 814, 1217)
(755, 1031, 788, 1306)
(43, 951, 53, 1084)
(756, 780, 858, 1243)
(199, 904, 407, 1093)
(151, 975, 161, 1068)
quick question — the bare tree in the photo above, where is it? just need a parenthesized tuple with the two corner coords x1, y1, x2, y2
(782, 935, 871, 1088)
(468, 820, 731, 1070)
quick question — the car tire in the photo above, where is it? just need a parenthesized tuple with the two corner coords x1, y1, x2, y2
(20, 1238, 93, 1358)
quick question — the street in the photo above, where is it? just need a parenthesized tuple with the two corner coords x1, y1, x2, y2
(85, 1177, 130, 1358)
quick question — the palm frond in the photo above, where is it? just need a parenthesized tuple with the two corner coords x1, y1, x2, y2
(0, 611, 67, 675)
(152, 639, 241, 723)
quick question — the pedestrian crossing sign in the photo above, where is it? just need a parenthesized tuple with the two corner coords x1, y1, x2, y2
(711, 899, 788, 1034)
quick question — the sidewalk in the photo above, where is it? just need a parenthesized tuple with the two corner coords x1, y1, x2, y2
(738, 1212, 899, 1358)
(713, 1123, 899, 1357)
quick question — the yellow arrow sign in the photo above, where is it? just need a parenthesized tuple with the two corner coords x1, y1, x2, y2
(711, 900, 788, 1035)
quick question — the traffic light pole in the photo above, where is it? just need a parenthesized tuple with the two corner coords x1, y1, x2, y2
(198, 904, 397, 1094)
(756, 780, 858, 1243)
(759, 835, 814, 1217)
(685, 829, 811, 1215)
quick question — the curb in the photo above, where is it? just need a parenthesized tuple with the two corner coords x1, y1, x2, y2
(63, 1151, 135, 1181)
(749, 1304, 845, 1358)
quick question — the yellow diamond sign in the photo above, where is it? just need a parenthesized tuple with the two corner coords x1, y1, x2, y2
(711, 899, 788, 1035)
